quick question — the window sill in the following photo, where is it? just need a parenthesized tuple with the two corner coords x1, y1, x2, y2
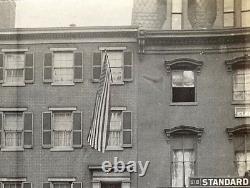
(1, 147, 24, 152)
(170, 102, 198, 106)
(106, 146, 124, 151)
(50, 147, 74, 152)
(2, 83, 25, 87)
(232, 101, 250, 105)
(51, 83, 75, 86)
(111, 82, 124, 86)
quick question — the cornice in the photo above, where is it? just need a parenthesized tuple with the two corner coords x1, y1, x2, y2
(0, 26, 138, 42)
(138, 28, 250, 53)
(225, 54, 250, 71)
(164, 125, 204, 142)
(165, 58, 203, 73)
(226, 124, 250, 140)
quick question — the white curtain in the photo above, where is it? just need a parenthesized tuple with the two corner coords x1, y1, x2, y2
(108, 111, 122, 147)
(236, 152, 250, 176)
(172, 150, 195, 187)
(53, 112, 72, 147)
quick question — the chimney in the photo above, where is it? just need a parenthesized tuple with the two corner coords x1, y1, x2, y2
(0, 0, 16, 29)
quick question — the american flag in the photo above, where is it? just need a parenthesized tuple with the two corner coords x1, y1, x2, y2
(87, 53, 112, 152)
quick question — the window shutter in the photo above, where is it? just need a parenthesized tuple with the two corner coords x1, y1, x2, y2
(25, 53, 34, 83)
(0, 182, 2, 188)
(92, 52, 102, 82)
(43, 53, 53, 83)
(43, 183, 51, 188)
(73, 112, 82, 148)
(74, 52, 83, 83)
(24, 112, 33, 148)
(0, 53, 3, 83)
(122, 111, 132, 147)
(72, 182, 82, 188)
(123, 51, 133, 82)
(0, 112, 2, 148)
(23, 182, 32, 188)
(42, 112, 52, 148)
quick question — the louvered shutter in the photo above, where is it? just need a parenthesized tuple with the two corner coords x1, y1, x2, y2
(0, 112, 2, 148)
(24, 112, 33, 148)
(25, 53, 34, 83)
(73, 112, 82, 148)
(42, 112, 52, 148)
(72, 182, 82, 188)
(92, 52, 102, 82)
(122, 111, 132, 147)
(123, 51, 133, 81)
(43, 183, 51, 188)
(74, 52, 83, 82)
(43, 53, 53, 82)
(23, 182, 32, 188)
(0, 54, 3, 83)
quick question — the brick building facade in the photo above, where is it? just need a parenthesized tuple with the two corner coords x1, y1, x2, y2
(0, 0, 250, 188)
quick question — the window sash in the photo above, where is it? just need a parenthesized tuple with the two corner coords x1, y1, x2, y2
(53, 130, 72, 147)
(233, 69, 250, 101)
(172, 70, 195, 88)
(171, 14, 182, 30)
(53, 183, 71, 188)
(4, 131, 23, 147)
(241, 11, 250, 27)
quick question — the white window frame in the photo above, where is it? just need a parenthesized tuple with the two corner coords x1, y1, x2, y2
(47, 178, 78, 188)
(1, 112, 25, 151)
(3, 52, 25, 87)
(106, 107, 126, 151)
(50, 110, 74, 151)
(0, 178, 28, 188)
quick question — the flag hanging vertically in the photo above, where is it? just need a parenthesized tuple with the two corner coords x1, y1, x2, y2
(87, 53, 112, 152)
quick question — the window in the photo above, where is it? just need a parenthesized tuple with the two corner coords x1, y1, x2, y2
(171, 0, 182, 30)
(0, 51, 34, 86)
(241, 0, 250, 27)
(106, 108, 132, 150)
(101, 183, 121, 188)
(53, 53, 74, 84)
(104, 51, 123, 84)
(172, 70, 195, 103)
(227, 125, 250, 176)
(107, 111, 122, 149)
(92, 49, 133, 84)
(43, 50, 83, 85)
(43, 180, 82, 188)
(172, 149, 195, 187)
(224, 0, 235, 27)
(4, 113, 23, 148)
(0, 179, 31, 188)
(165, 126, 204, 188)
(4, 53, 25, 85)
(4, 183, 22, 188)
(165, 58, 203, 104)
(53, 112, 72, 147)
(0, 111, 33, 151)
(42, 110, 82, 151)
(233, 67, 250, 101)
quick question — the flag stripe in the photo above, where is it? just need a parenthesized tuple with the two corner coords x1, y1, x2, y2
(87, 54, 112, 152)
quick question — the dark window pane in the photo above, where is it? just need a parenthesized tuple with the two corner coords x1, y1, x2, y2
(172, 87, 195, 102)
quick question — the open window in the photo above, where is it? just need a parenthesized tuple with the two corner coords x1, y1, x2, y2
(165, 58, 203, 105)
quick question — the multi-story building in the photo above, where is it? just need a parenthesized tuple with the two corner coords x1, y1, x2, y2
(0, 0, 250, 188)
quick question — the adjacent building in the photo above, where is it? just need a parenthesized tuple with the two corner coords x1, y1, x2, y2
(0, 0, 250, 188)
